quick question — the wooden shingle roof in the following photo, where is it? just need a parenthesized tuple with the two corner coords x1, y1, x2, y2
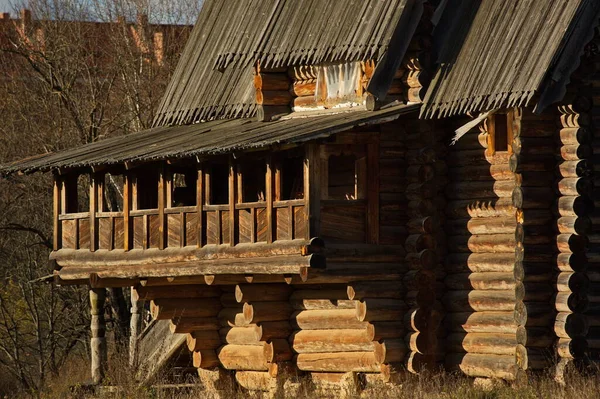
(0, 105, 419, 175)
(422, 0, 600, 118)
(153, 0, 422, 127)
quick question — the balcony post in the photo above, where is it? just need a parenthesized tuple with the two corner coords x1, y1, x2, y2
(90, 288, 107, 384)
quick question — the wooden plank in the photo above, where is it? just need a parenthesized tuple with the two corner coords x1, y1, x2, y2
(123, 174, 131, 251)
(158, 167, 166, 250)
(276, 207, 291, 240)
(367, 141, 380, 244)
(185, 213, 198, 246)
(114, 217, 124, 250)
(62, 219, 76, 249)
(206, 211, 219, 245)
(256, 208, 268, 242)
(306, 144, 321, 238)
(238, 209, 252, 244)
(167, 214, 181, 248)
(53, 177, 61, 251)
(89, 174, 98, 252)
(99, 218, 111, 250)
(149, 215, 160, 249)
(294, 206, 307, 240)
(79, 218, 90, 249)
(266, 158, 274, 243)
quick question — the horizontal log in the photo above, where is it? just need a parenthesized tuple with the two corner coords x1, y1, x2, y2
(406, 249, 437, 270)
(170, 317, 220, 333)
(263, 339, 293, 363)
(347, 282, 404, 300)
(135, 285, 222, 300)
(446, 217, 515, 235)
(444, 273, 516, 291)
(558, 160, 592, 178)
(444, 311, 523, 334)
(443, 289, 523, 312)
(289, 289, 350, 309)
(219, 326, 261, 345)
(235, 284, 292, 303)
(292, 95, 318, 108)
(558, 178, 592, 197)
(557, 253, 588, 272)
(555, 312, 588, 338)
(256, 90, 293, 106)
(511, 137, 555, 156)
(296, 352, 380, 372)
(557, 337, 587, 359)
(446, 198, 515, 219)
(447, 164, 513, 182)
(555, 292, 588, 313)
(445, 181, 515, 200)
(368, 321, 405, 341)
(512, 187, 555, 209)
(405, 233, 436, 253)
(374, 339, 407, 364)
(557, 234, 588, 253)
(556, 272, 589, 293)
(187, 330, 222, 351)
(560, 144, 592, 161)
(445, 353, 521, 380)
(524, 327, 555, 348)
(406, 216, 438, 234)
(446, 234, 516, 253)
(446, 333, 519, 355)
(58, 254, 323, 280)
(557, 216, 591, 235)
(309, 371, 358, 389)
(445, 253, 516, 273)
(254, 73, 290, 91)
(243, 302, 293, 324)
(193, 349, 220, 369)
(150, 298, 221, 320)
(291, 329, 374, 353)
(292, 309, 366, 330)
(557, 196, 593, 217)
(290, 81, 316, 96)
(218, 344, 269, 371)
(256, 321, 293, 341)
(356, 299, 408, 322)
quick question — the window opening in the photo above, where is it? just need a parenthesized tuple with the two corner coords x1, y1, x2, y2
(315, 62, 361, 103)
(135, 170, 159, 210)
(280, 156, 304, 200)
(64, 174, 90, 213)
(327, 154, 365, 200)
(171, 169, 197, 207)
(103, 173, 124, 211)
(206, 164, 229, 205)
(239, 160, 266, 203)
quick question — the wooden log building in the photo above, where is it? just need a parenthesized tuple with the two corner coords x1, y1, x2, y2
(2, 0, 600, 391)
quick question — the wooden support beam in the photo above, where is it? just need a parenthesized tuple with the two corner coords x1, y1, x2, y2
(229, 159, 236, 246)
(197, 166, 204, 247)
(89, 173, 98, 252)
(366, 141, 380, 244)
(158, 166, 166, 250)
(53, 176, 61, 251)
(129, 287, 142, 367)
(123, 173, 131, 251)
(266, 158, 274, 244)
(90, 288, 107, 384)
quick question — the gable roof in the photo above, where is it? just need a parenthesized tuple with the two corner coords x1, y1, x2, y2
(421, 0, 600, 118)
(153, 0, 422, 127)
(0, 104, 419, 175)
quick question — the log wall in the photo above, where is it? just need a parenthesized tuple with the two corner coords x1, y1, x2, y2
(443, 115, 525, 381)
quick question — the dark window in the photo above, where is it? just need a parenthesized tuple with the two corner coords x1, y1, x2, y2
(327, 154, 365, 200)
(494, 113, 508, 152)
(280, 156, 304, 200)
(172, 170, 197, 207)
(136, 171, 159, 210)
(207, 165, 229, 205)
(241, 161, 266, 203)
(65, 174, 90, 213)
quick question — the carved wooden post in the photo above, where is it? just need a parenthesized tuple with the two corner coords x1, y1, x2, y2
(129, 287, 143, 367)
(90, 288, 107, 384)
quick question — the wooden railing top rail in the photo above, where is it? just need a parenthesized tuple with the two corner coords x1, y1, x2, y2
(273, 199, 305, 208)
(164, 206, 197, 214)
(96, 211, 124, 218)
(130, 209, 160, 217)
(59, 212, 90, 220)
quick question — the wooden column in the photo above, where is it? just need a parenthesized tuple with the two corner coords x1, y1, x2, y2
(197, 165, 204, 247)
(53, 175, 62, 251)
(90, 288, 107, 384)
(89, 173, 98, 252)
(305, 144, 321, 239)
(129, 287, 143, 367)
(266, 157, 274, 244)
(123, 173, 131, 251)
(158, 166, 166, 250)
(229, 158, 237, 246)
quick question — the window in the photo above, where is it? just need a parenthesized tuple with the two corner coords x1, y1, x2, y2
(326, 153, 366, 200)
(279, 155, 304, 200)
(315, 62, 361, 104)
(64, 174, 90, 213)
(206, 164, 229, 205)
(240, 160, 266, 203)
(488, 110, 514, 155)
(134, 170, 159, 210)
(171, 169, 197, 207)
(103, 173, 124, 212)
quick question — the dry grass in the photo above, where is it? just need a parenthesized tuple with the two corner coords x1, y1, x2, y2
(17, 355, 600, 399)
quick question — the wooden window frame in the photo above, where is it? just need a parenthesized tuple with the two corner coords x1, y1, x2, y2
(487, 110, 515, 156)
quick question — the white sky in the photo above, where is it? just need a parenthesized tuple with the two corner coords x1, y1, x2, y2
(0, 0, 13, 15)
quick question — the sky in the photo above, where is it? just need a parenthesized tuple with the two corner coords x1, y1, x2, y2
(0, 0, 12, 15)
